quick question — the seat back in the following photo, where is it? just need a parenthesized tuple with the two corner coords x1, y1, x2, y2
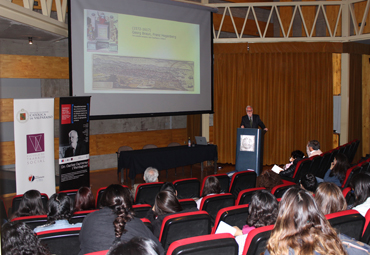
(11, 214, 48, 230)
(132, 204, 152, 218)
(236, 187, 265, 205)
(0, 197, 7, 224)
(173, 178, 200, 199)
(326, 210, 365, 240)
(341, 166, 361, 189)
(200, 174, 229, 196)
(229, 171, 257, 198)
(200, 193, 235, 223)
(159, 211, 212, 250)
(85, 251, 108, 255)
(37, 227, 81, 255)
(178, 199, 197, 210)
(242, 225, 274, 255)
(58, 189, 79, 204)
(96, 185, 130, 208)
(70, 209, 98, 224)
(316, 152, 332, 178)
(140, 218, 154, 232)
(361, 209, 370, 244)
(11, 193, 49, 214)
(167, 233, 238, 255)
(135, 182, 164, 205)
(271, 184, 296, 199)
(309, 155, 323, 177)
(348, 140, 360, 164)
(212, 204, 249, 233)
(342, 187, 355, 206)
(292, 158, 311, 181)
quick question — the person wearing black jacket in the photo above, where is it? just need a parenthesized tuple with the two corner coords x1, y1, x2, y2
(279, 150, 305, 178)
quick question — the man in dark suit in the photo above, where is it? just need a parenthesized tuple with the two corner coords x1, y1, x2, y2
(240, 105, 268, 131)
(64, 130, 88, 157)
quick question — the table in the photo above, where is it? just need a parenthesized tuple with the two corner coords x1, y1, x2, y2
(118, 145, 218, 183)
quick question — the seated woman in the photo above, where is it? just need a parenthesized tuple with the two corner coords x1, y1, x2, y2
(348, 173, 370, 216)
(34, 193, 81, 233)
(79, 184, 164, 255)
(2, 221, 50, 255)
(10, 189, 46, 220)
(145, 190, 197, 238)
(300, 173, 318, 194)
(74, 186, 95, 211)
(196, 176, 221, 209)
(315, 182, 347, 215)
(279, 150, 305, 178)
(107, 237, 160, 255)
(233, 190, 278, 236)
(322, 153, 350, 187)
(265, 187, 369, 255)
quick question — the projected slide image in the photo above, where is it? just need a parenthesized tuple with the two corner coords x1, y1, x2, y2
(92, 54, 194, 92)
(86, 10, 118, 53)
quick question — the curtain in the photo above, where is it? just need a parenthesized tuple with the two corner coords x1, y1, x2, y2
(213, 44, 333, 165)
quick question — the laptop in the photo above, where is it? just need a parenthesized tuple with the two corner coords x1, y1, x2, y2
(195, 136, 208, 145)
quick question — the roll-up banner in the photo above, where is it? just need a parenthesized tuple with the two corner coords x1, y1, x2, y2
(13, 98, 56, 197)
(59, 97, 91, 191)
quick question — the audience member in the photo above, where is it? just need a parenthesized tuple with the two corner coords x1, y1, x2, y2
(1, 221, 50, 255)
(300, 173, 318, 194)
(107, 237, 160, 255)
(196, 176, 221, 209)
(160, 182, 177, 196)
(323, 153, 350, 187)
(10, 189, 46, 220)
(266, 187, 347, 255)
(279, 150, 305, 178)
(306, 140, 323, 158)
(234, 190, 278, 236)
(34, 193, 81, 233)
(132, 167, 159, 195)
(257, 170, 283, 191)
(315, 182, 347, 215)
(349, 173, 370, 216)
(79, 184, 164, 255)
(145, 190, 197, 238)
(74, 186, 95, 211)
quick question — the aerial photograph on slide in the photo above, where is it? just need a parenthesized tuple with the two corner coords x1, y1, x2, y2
(92, 54, 195, 92)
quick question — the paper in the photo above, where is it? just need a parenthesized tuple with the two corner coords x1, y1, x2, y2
(271, 164, 284, 174)
(215, 221, 237, 235)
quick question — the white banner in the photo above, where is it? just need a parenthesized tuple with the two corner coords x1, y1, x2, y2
(13, 99, 56, 197)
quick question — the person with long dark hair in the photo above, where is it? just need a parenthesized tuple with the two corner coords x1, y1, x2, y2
(33, 193, 81, 233)
(266, 187, 347, 255)
(300, 173, 318, 194)
(10, 189, 46, 220)
(107, 237, 160, 255)
(145, 190, 196, 238)
(1, 221, 50, 255)
(323, 153, 350, 187)
(78, 184, 164, 255)
(196, 176, 221, 209)
(349, 173, 370, 216)
(233, 190, 278, 236)
(74, 186, 95, 211)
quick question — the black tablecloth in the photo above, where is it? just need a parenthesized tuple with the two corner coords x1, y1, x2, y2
(118, 145, 218, 180)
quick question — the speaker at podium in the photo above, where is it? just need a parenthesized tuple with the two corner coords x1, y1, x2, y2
(235, 128, 264, 176)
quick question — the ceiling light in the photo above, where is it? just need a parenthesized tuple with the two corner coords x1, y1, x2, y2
(28, 37, 33, 45)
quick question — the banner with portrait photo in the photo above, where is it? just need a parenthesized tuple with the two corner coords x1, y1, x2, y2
(59, 97, 91, 191)
(13, 98, 55, 197)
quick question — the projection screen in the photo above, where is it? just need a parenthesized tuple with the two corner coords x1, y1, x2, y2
(69, 0, 216, 119)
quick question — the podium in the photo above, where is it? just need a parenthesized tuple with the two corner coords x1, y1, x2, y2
(235, 128, 264, 176)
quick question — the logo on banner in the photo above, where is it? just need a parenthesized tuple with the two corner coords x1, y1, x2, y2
(16, 109, 29, 123)
(27, 134, 45, 154)
(28, 175, 44, 182)
(28, 175, 35, 182)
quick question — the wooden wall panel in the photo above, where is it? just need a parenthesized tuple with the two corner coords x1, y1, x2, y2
(11, 0, 67, 12)
(0, 141, 15, 166)
(0, 55, 68, 79)
(209, 126, 214, 144)
(279, 0, 293, 37)
(326, 2, 341, 37)
(333, 53, 341, 95)
(0, 99, 13, 122)
(0, 129, 188, 166)
(363, 55, 370, 156)
(354, 2, 370, 34)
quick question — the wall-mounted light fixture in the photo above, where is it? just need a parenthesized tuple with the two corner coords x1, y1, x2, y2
(28, 37, 33, 45)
